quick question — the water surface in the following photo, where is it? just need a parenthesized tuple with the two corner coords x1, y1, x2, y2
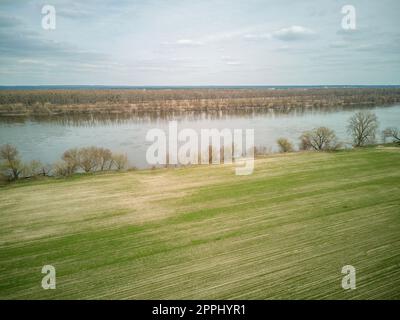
(1, 105, 399, 168)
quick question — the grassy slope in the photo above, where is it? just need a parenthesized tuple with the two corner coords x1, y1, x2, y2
(0, 147, 399, 299)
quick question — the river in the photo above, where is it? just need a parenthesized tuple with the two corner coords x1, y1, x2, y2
(0, 104, 399, 168)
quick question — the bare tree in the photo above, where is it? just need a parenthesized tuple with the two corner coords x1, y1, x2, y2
(208, 144, 213, 164)
(53, 161, 71, 177)
(277, 138, 293, 153)
(0, 144, 23, 180)
(383, 127, 400, 144)
(22, 160, 43, 178)
(347, 111, 379, 147)
(97, 147, 113, 171)
(79, 147, 100, 173)
(300, 127, 340, 151)
(62, 148, 80, 175)
(39, 163, 52, 176)
(111, 153, 128, 170)
(253, 146, 269, 155)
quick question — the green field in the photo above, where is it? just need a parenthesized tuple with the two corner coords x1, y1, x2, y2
(0, 146, 399, 299)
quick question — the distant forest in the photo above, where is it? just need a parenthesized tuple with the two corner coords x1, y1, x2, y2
(1, 88, 400, 117)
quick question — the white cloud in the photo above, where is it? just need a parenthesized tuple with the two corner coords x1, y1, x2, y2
(175, 39, 204, 46)
(18, 59, 57, 67)
(244, 33, 271, 40)
(243, 26, 316, 42)
(272, 25, 316, 41)
(221, 55, 241, 66)
(226, 61, 241, 66)
(1, 1, 399, 85)
(329, 41, 349, 48)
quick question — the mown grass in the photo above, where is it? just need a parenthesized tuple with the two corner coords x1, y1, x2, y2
(0, 147, 399, 299)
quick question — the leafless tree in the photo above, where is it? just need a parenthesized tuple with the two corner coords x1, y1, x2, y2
(347, 111, 379, 147)
(97, 147, 113, 171)
(383, 127, 400, 144)
(111, 153, 128, 170)
(39, 163, 52, 176)
(0, 144, 23, 180)
(208, 145, 213, 164)
(300, 127, 340, 151)
(253, 146, 269, 155)
(79, 147, 100, 173)
(53, 161, 71, 177)
(62, 148, 80, 175)
(22, 160, 43, 177)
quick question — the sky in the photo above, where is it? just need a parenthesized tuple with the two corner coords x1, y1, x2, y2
(0, 0, 399, 85)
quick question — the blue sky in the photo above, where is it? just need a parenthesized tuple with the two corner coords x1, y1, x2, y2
(0, 0, 399, 85)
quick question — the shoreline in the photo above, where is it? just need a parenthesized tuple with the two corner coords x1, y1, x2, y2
(1, 88, 400, 117)
(2, 144, 398, 188)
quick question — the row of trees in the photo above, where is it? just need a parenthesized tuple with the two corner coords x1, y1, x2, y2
(276, 127, 340, 153)
(276, 111, 399, 153)
(2, 88, 400, 105)
(0, 145, 128, 182)
(54, 147, 128, 176)
(1, 88, 400, 117)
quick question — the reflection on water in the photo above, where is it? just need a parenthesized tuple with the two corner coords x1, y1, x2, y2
(0, 104, 392, 126)
(0, 104, 399, 168)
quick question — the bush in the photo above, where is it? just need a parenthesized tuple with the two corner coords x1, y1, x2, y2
(277, 138, 293, 153)
(299, 127, 340, 151)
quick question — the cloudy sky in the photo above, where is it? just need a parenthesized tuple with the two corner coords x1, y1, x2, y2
(0, 0, 399, 85)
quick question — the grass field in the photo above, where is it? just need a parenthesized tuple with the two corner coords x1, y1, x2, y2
(0, 146, 399, 299)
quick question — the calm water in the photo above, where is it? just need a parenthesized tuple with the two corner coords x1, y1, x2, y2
(1, 105, 399, 169)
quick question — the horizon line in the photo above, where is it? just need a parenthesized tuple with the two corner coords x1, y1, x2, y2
(1, 84, 400, 90)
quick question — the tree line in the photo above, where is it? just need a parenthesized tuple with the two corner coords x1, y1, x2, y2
(1, 88, 400, 117)
(0, 145, 128, 182)
(275, 111, 398, 153)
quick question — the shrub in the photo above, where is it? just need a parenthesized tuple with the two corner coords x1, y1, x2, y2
(277, 138, 293, 153)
